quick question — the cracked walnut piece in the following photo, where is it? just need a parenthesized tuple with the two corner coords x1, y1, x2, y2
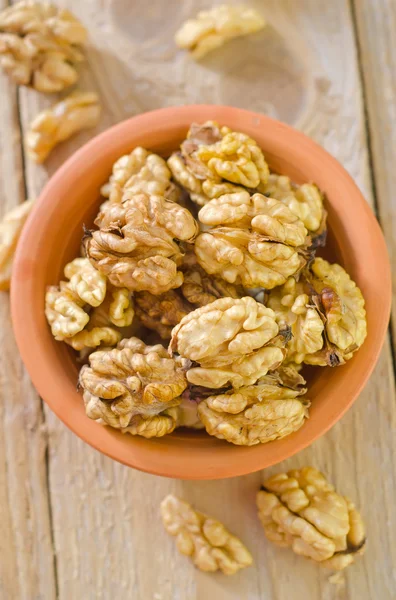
(267, 277, 324, 365)
(199, 191, 309, 247)
(0, 199, 34, 291)
(25, 91, 101, 163)
(257, 467, 366, 570)
(195, 227, 308, 289)
(0, 1, 87, 91)
(175, 5, 266, 60)
(261, 175, 325, 235)
(170, 296, 287, 388)
(79, 337, 188, 437)
(304, 258, 367, 366)
(100, 146, 177, 205)
(168, 121, 269, 206)
(198, 367, 309, 445)
(84, 193, 199, 294)
(160, 494, 253, 574)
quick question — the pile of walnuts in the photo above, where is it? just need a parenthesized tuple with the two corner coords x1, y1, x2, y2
(45, 121, 367, 444)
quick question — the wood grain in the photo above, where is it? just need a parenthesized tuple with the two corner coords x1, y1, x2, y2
(352, 0, 396, 346)
(1, 0, 395, 599)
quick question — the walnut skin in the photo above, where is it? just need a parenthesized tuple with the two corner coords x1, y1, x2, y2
(267, 277, 324, 365)
(170, 297, 287, 389)
(0, 1, 86, 91)
(198, 367, 309, 445)
(79, 337, 188, 436)
(100, 146, 177, 204)
(257, 467, 366, 570)
(25, 91, 100, 163)
(160, 494, 253, 574)
(305, 258, 367, 366)
(174, 5, 266, 60)
(135, 289, 192, 340)
(0, 199, 34, 291)
(195, 227, 307, 289)
(84, 193, 199, 294)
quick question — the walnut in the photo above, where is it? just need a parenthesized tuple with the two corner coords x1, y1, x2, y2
(135, 289, 191, 340)
(181, 251, 243, 307)
(100, 147, 176, 204)
(65, 286, 134, 351)
(45, 284, 89, 340)
(79, 337, 188, 436)
(261, 175, 325, 234)
(168, 121, 268, 206)
(174, 4, 266, 60)
(199, 192, 309, 247)
(170, 297, 287, 388)
(0, 1, 86, 91)
(195, 227, 307, 289)
(267, 277, 324, 364)
(198, 367, 309, 445)
(305, 258, 367, 366)
(160, 494, 253, 574)
(0, 199, 34, 291)
(256, 467, 366, 570)
(25, 92, 101, 163)
(63, 258, 106, 307)
(84, 193, 199, 294)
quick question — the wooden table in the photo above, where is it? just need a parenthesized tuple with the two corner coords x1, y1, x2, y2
(1, 1, 395, 598)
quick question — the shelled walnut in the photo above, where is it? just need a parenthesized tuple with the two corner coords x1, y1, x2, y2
(170, 296, 288, 389)
(175, 5, 266, 60)
(25, 91, 101, 163)
(84, 193, 199, 294)
(0, 1, 87, 91)
(100, 146, 178, 205)
(135, 289, 192, 340)
(198, 366, 309, 445)
(79, 337, 188, 437)
(256, 467, 366, 570)
(0, 199, 35, 291)
(160, 494, 253, 574)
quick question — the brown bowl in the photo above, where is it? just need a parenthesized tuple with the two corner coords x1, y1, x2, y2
(11, 106, 391, 479)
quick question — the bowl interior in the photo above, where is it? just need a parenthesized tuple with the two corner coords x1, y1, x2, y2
(11, 106, 391, 479)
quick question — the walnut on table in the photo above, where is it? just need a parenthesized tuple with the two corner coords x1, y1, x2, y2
(79, 337, 188, 437)
(0, 199, 35, 291)
(25, 91, 101, 163)
(83, 193, 199, 295)
(100, 146, 179, 206)
(170, 296, 288, 389)
(168, 121, 269, 206)
(175, 4, 266, 60)
(0, 1, 87, 91)
(198, 366, 309, 445)
(160, 494, 253, 574)
(304, 258, 367, 366)
(256, 467, 366, 570)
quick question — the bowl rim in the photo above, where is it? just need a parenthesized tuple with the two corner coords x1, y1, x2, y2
(11, 105, 392, 479)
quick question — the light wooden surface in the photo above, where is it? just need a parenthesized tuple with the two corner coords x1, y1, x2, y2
(0, 1, 395, 599)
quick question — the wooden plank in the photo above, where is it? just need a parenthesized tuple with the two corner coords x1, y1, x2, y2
(10, 0, 396, 599)
(0, 2, 57, 598)
(352, 0, 396, 350)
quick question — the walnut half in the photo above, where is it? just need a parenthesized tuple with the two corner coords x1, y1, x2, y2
(160, 494, 253, 574)
(256, 467, 366, 570)
(25, 91, 101, 163)
(0, 199, 35, 291)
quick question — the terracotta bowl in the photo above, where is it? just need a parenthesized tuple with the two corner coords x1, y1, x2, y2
(11, 105, 391, 479)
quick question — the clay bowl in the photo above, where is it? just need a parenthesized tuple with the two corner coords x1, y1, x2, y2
(11, 105, 391, 479)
